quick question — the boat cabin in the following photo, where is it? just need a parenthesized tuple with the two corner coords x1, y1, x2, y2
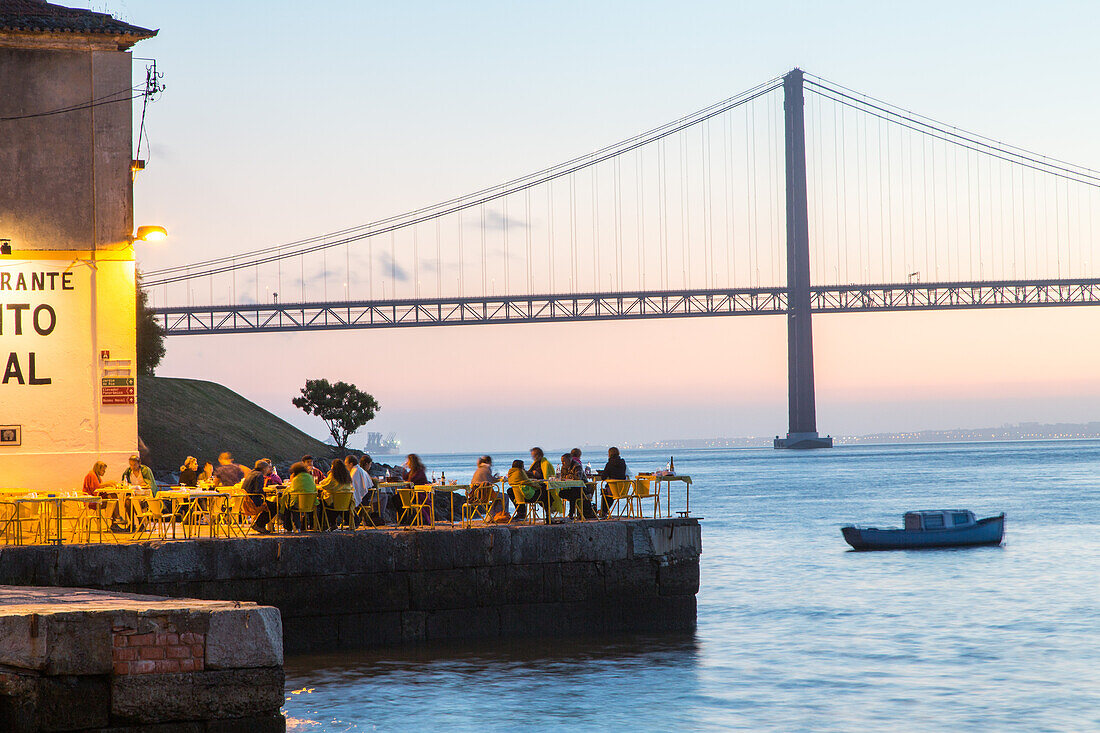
(903, 510, 976, 531)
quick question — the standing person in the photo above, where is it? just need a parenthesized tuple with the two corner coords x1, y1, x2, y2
(211, 452, 245, 487)
(507, 459, 549, 522)
(598, 446, 628, 518)
(241, 459, 277, 534)
(178, 457, 200, 487)
(558, 453, 597, 519)
(302, 455, 325, 482)
(527, 447, 555, 480)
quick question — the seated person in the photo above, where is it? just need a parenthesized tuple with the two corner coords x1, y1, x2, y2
(302, 455, 325, 482)
(507, 459, 549, 522)
(557, 453, 597, 519)
(281, 461, 317, 531)
(121, 454, 158, 493)
(84, 461, 125, 530)
(241, 459, 278, 534)
(402, 454, 428, 486)
(318, 459, 354, 529)
(468, 455, 504, 519)
(178, 456, 200, 487)
(263, 459, 282, 487)
(527, 447, 555, 480)
(598, 446, 628, 518)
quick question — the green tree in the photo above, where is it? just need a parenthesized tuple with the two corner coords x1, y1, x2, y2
(136, 272, 165, 375)
(292, 379, 380, 452)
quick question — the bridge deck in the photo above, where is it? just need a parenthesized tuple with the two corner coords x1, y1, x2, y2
(153, 278, 1100, 334)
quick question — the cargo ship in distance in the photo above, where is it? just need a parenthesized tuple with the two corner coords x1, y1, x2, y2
(363, 431, 401, 455)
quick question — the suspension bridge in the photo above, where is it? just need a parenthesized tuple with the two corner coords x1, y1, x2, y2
(146, 69, 1100, 448)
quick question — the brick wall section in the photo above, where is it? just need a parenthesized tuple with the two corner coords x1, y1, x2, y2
(112, 625, 205, 675)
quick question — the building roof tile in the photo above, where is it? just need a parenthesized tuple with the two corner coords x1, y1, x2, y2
(0, 0, 155, 38)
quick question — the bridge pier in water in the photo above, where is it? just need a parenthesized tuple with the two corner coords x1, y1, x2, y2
(775, 68, 831, 450)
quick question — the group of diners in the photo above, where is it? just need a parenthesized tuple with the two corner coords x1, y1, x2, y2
(499, 446, 628, 522)
(78, 445, 632, 534)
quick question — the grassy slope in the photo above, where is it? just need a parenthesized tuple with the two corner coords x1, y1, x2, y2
(138, 376, 333, 471)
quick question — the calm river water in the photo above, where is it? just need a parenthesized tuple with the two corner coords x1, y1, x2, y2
(283, 441, 1100, 731)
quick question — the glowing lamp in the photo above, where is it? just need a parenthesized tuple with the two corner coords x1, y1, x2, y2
(133, 225, 168, 243)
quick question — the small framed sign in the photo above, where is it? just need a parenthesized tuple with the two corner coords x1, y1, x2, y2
(100, 350, 111, 360)
(0, 426, 21, 447)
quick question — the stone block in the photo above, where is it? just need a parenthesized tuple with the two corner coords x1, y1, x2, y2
(451, 527, 510, 567)
(146, 541, 207, 583)
(0, 546, 59, 586)
(426, 607, 498, 640)
(360, 573, 410, 613)
(400, 611, 426, 643)
(560, 562, 604, 603)
(39, 674, 110, 731)
(474, 566, 509, 607)
(337, 611, 402, 648)
(57, 544, 145, 588)
(0, 616, 45, 672)
(112, 668, 285, 724)
(44, 612, 115, 676)
(558, 522, 629, 563)
(205, 606, 283, 670)
(344, 531, 398, 573)
(407, 568, 477, 611)
(602, 558, 659, 601)
(508, 525, 561, 565)
(658, 558, 700, 596)
(413, 530, 456, 571)
(280, 616, 331, 655)
(387, 531, 420, 572)
(502, 564, 545, 605)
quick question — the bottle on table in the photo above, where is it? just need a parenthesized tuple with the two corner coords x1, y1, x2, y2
(668, 456, 675, 474)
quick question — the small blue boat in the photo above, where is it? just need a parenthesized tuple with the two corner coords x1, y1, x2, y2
(842, 510, 1005, 551)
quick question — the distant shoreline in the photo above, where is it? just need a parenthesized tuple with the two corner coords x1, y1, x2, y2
(619, 423, 1100, 451)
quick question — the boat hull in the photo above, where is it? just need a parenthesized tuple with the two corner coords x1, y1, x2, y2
(841, 514, 1004, 551)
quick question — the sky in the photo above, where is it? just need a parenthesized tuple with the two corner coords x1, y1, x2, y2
(80, 0, 1100, 452)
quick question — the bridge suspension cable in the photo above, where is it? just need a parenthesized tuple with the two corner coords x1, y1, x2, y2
(144, 76, 782, 287)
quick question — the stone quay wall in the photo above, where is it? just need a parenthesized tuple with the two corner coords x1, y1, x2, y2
(0, 587, 284, 732)
(0, 518, 701, 654)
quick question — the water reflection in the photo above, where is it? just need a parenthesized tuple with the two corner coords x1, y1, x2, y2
(285, 633, 701, 731)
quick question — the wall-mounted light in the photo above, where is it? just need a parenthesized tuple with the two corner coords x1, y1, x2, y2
(133, 225, 168, 243)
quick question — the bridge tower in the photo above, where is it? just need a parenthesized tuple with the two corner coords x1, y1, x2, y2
(774, 68, 832, 449)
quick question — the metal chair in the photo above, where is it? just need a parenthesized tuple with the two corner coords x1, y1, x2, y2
(398, 485, 435, 528)
(631, 477, 659, 518)
(603, 479, 634, 519)
(284, 492, 318, 532)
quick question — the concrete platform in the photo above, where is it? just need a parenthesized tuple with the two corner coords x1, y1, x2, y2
(0, 586, 284, 732)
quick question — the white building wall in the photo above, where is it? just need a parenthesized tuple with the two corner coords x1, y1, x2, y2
(0, 252, 137, 490)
